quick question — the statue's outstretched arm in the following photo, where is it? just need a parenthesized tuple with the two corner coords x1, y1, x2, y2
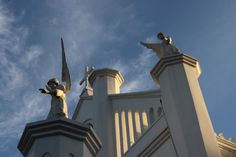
(140, 41, 155, 49)
(39, 88, 50, 94)
(140, 41, 161, 53)
(39, 87, 64, 97)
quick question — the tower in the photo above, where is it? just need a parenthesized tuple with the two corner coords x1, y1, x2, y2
(74, 68, 124, 157)
(150, 54, 222, 157)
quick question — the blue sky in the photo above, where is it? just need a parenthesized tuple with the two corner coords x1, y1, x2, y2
(0, 0, 236, 156)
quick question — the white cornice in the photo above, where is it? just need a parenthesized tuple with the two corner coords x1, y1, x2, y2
(109, 89, 161, 99)
(217, 135, 236, 154)
(151, 54, 202, 84)
(89, 68, 124, 86)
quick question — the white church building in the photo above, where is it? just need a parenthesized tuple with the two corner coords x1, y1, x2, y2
(18, 36, 236, 157)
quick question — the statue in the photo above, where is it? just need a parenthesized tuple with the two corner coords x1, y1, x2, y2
(140, 32, 180, 59)
(39, 38, 71, 120)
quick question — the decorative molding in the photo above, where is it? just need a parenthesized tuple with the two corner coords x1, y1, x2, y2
(18, 118, 102, 156)
(216, 135, 236, 154)
(151, 54, 201, 84)
(89, 68, 124, 86)
(109, 90, 161, 99)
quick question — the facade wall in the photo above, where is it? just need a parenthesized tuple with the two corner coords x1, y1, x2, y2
(150, 139, 177, 157)
(72, 65, 236, 157)
(74, 97, 96, 127)
(124, 116, 176, 157)
(74, 90, 163, 157)
(27, 135, 84, 157)
(110, 91, 162, 156)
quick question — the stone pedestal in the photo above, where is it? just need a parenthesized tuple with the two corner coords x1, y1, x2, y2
(18, 118, 102, 157)
(151, 54, 222, 157)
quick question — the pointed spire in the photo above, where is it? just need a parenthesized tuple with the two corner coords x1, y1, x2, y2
(61, 37, 71, 92)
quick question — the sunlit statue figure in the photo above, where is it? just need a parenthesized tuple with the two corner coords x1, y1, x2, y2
(39, 78, 69, 119)
(39, 38, 71, 120)
(140, 32, 180, 59)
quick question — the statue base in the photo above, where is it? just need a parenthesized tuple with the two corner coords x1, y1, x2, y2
(150, 53, 221, 157)
(18, 118, 102, 157)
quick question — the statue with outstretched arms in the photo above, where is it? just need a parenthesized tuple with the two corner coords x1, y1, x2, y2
(39, 38, 71, 120)
(140, 32, 180, 59)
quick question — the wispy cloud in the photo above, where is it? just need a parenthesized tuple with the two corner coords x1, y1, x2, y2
(0, 0, 235, 156)
(0, 1, 45, 155)
(1, 0, 131, 153)
(110, 36, 158, 93)
(20, 46, 43, 68)
(39, 0, 150, 94)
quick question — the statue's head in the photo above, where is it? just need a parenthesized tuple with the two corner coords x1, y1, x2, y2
(157, 32, 165, 40)
(47, 78, 59, 89)
(157, 32, 172, 45)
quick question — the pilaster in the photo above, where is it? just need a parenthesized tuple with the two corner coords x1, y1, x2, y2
(87, 68, 124, 157)
(151, 54, 222, 157)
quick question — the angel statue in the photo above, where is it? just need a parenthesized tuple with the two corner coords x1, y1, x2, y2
(140, 32, 180, 59)
(39, 38, 71, 120)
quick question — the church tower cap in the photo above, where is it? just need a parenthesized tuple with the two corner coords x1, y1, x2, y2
(89, 68, 124, 86)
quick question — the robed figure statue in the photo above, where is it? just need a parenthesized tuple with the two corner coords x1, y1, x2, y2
(39, 38, 71, 120)
(140, 32, 180, 59)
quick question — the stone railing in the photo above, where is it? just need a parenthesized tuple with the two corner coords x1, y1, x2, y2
(110, 90, 162, 157)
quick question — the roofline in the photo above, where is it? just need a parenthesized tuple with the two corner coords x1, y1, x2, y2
(72, 96, 93, 120)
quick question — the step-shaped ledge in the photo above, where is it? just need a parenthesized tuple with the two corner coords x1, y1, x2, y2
(18, 118, 102, 156)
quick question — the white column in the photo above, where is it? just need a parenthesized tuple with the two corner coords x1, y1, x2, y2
(134, 111, 141, 138)
(125, 111, 131, 148)
(139, 111, 144, 135)
(89, 69, 124, 157)
(114, 111, 121, 157)
(142, 111, 148, 132)
(151, 54, 222, 157)
(121, 111, 128, 153)
(118, 110, 124, 156)
(132, 111, 138, 141)
(127, 111, 135, 146)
